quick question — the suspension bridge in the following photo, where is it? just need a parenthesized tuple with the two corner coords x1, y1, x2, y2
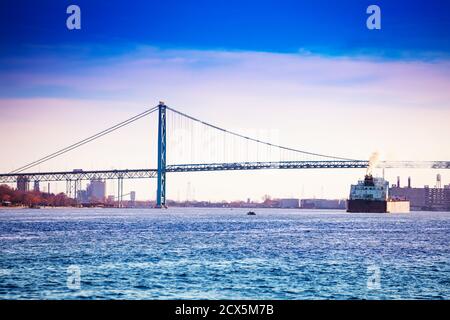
(1, 102, 449, 207)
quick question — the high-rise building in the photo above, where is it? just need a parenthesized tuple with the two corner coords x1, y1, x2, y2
(17, 177, 29, 192)
(77, 190, 89, 204)
(86, 179, 106, 202)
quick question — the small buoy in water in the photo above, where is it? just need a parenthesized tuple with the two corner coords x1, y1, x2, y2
(247, 211, 256, 215)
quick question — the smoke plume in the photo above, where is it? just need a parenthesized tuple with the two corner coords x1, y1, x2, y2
(366, 152, 380, 176)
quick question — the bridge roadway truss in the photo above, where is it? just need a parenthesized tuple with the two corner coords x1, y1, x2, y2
(0, 161, 365, 183)
(379, 161, 450, 169)
(0, 169, 157, 184)
(2, 160, 449, 184)
(166, 160, 369, 172)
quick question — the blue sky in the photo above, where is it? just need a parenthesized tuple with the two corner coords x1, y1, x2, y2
(1, 0, 449, 59)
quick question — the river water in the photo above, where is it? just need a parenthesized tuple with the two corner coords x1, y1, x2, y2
(0, 208, 449, 299)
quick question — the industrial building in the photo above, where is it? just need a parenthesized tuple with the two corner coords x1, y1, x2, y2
(279, 198, 300, 208)
(278, 198, 347, 210)
(301, 199, 346, 210)
(389, 175, 450, 211)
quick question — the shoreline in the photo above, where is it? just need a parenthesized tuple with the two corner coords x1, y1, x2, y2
(1, 206, 448, 213)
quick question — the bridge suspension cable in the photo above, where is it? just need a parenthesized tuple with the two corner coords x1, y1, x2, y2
(10, 106, 159, 174)
(166, 106, 360, 162)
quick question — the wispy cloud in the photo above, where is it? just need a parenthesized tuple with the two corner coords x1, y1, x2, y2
(1, 47, 450, 105)
(1, 47, 449, 200)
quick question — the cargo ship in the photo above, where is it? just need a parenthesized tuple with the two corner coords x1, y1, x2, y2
(347, 174, 410, 213)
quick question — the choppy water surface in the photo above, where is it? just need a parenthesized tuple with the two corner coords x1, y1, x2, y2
(0, 208, 449, 299)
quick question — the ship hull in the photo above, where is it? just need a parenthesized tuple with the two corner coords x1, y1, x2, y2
(347, 199, 386, 213)
(347, 199, 410, 213)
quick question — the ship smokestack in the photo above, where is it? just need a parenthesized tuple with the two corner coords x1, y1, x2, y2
(408, 177, 411, 188)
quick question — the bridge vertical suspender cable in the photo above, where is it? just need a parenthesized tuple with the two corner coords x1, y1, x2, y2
(165, 106, 360, 162)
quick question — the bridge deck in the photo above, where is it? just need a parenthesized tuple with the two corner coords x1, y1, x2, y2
(1, 160, 449, 183)
(0, 169, 158, 183)
(1, 160, 365, 183)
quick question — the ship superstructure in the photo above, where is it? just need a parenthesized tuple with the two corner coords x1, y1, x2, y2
(349, 174, 388, 201)
(347, 174, 409, 213)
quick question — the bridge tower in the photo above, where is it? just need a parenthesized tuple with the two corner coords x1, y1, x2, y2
(156, 102, 167, 208)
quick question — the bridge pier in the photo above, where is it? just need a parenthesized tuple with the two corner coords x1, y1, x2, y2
(65, 179, 81, 205)
(66, 179, 71, 198)
(156, 102, 167, 208)
(117, 177, 124, 208)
